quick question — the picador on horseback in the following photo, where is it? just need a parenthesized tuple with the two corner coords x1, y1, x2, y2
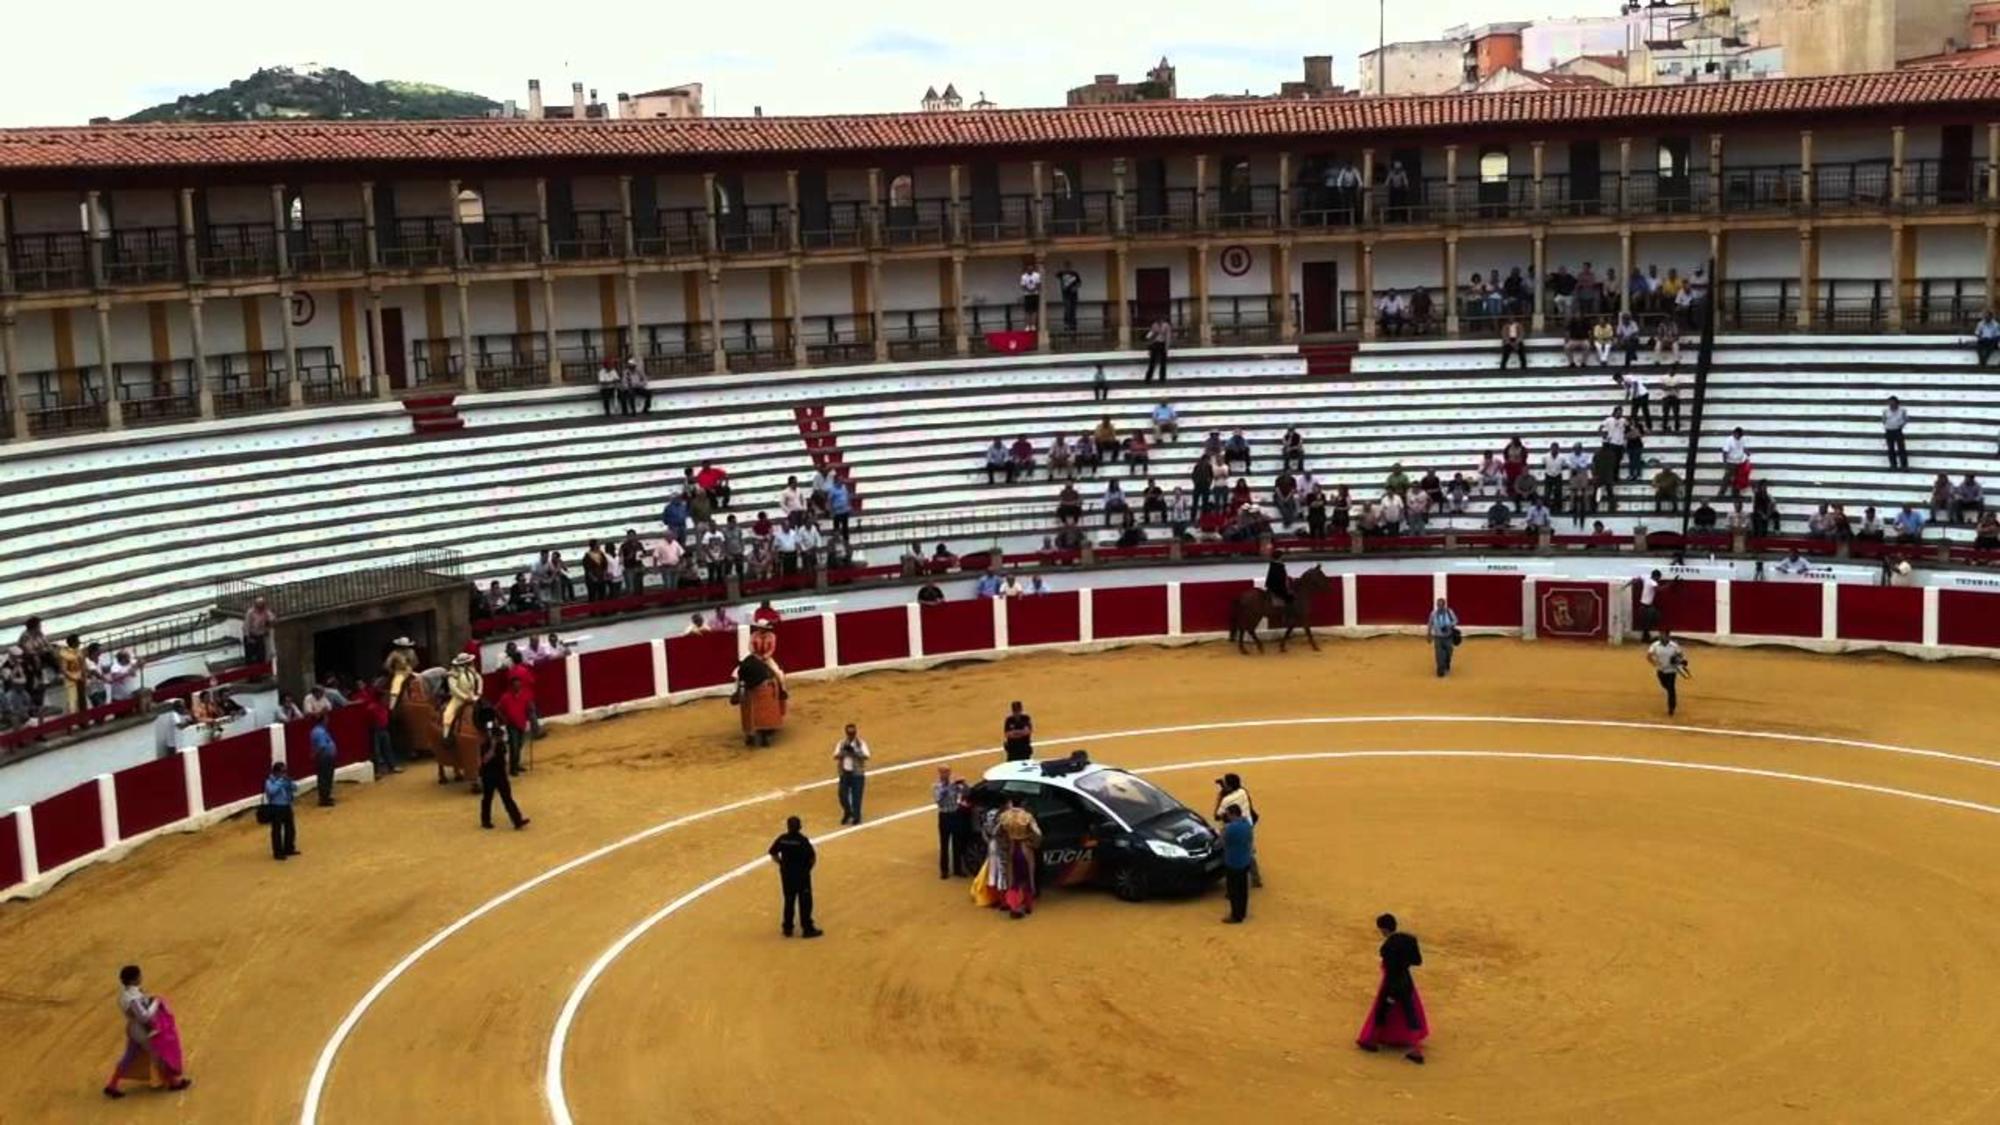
(1231, 557, 1331, 654)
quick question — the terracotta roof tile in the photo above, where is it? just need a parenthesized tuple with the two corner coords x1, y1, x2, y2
(3, 69, 1999, 174)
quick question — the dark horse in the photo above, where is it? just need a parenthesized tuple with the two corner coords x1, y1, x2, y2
(1229, 564, 1333, 654)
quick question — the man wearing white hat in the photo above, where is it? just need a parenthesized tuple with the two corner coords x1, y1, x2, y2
(384, 636, 419, 707)
(442, 652, 482, 739)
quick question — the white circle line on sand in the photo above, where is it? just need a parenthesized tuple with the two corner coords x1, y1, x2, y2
(302, 713, 1992, 1125)
(542, 746, 2000, 1125)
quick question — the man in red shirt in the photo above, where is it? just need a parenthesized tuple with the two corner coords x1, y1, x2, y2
(494, 676, 534, 775)
(505, 653, 541, 738)
(694, 461, 731, 510)
(753, 600, 783, 626)
(360, 684, 399, 777)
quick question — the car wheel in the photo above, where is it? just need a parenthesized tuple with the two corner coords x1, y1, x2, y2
(1112, 863, 1149, 902)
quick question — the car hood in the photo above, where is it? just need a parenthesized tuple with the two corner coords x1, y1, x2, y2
(1139, 809, 1217, 851)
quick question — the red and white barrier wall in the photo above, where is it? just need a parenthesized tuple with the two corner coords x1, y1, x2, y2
(6, 570, 1997, 900)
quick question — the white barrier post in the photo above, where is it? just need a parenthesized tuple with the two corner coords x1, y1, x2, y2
(1715, 578, 1733, 637)
(1520, 577, 1538, 641)
(1432, 572, 1448, 605)
(821, 614, 841, 670)
(735, 623, 751, 660)
(649, 639, 669, 699)
(906, 602, 924, 658)
(11, 806, 37, 884)
(1165, 582, 1183, 637)
(1078, 587, 1095, 644)
(1820, 580, 1838, 641)
(1922, 585, 1941, 648)
(992, 595, 1010, 650)
(96, 774, 119, 848)
(564, 655, 583, 714)
(1341, 573, 1359, 629)
(180, 746, 206, 815)
(268, 723, 286, 767)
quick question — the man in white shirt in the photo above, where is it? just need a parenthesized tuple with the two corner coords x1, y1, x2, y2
(528, 632, 570, 664)
(1646, 631, 1688, 716)
(1774, 549, 1813, 576)
(683, 613, 709, 636)
(1882, 396, 1909, 470)
(100, 649, 142, 703)
(833, 723, 871, 825)
(772, 523, 800, 575)
(1150, 402, 1179, 442)
(1632, 568, 1662, 643)
(652, 534, 685, 590)
(779, 476, 808, 524)
(1622, 371, 1652, 428)
(1019, 267, 1043, 325)
(1001, 573, 1024, 598)
(1717, 427, 1750, 498)
(794, 522, 824, 570)
(152, 700, 188, 759)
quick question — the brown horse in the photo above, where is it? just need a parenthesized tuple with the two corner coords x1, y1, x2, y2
(1229, 564, 1333, 654)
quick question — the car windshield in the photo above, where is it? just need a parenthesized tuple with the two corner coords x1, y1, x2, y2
(1074, 770, 1182, 827)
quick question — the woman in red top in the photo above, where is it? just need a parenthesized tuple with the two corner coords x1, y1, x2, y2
(694, 462, 731, 509)
(753, 601, 783, 626)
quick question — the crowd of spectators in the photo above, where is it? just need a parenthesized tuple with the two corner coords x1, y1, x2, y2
(1375, 261, 1710, 339)
(3, 616, 152, 732)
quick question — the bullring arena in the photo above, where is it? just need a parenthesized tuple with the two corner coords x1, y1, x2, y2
(9, 62, 2000, 1124)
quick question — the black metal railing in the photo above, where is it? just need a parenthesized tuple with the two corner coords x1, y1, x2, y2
(800, 201, 868, 249)
(202, 223, 280, 278)
(882, 308, 953, 360)
(291, 219, 367, 273)
(300, 364, 366, 404)
(26, 397, 110, 437)
(802, 316, 875, 366)
(967, 195, 1033, 242)
(105, 227, 182, 285)
(465, 213, 539, 264)
(646, 208, 708, 256)
(718, 205, 788, 254)
(218, 548, 464, 620)
(1209, 294, 1294, 344)
(113, 359, 199, 426)
(382, 217, 453, 269)
(1211, 185, 1283, 230)
(552, 210, 621, 260)
(1046, 191, 1115, 237)
(882, 199, 950, 246)
(1131, 188, 1197, 234)
(10, 231, 91, 290)
(1813, 162, 1894, 209)
(209, 350, 290, 417)
(721, 319, 794, 370)
(410, 343, 464, 387)
(1046, 300, 1118, 353)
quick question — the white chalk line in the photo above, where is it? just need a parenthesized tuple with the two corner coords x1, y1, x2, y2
(542, 745, 2000, 1125)
(302, 714, 1996, 1125)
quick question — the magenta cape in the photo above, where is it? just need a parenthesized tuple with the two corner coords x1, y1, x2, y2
(150, 1000, 186, 1076)
(1355, 969, 1429, 1048)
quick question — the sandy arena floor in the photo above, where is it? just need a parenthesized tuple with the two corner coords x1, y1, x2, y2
(5, 636, 2000, 1124)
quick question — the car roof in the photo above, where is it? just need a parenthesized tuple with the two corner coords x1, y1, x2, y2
(978, 757, 1124, 794)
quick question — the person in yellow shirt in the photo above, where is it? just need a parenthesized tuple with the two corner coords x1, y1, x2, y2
(441, 653, 481, 738)
(58, 635, 87, 714)
(383, 637, 418, 706)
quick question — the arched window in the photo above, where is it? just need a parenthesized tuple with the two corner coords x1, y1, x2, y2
(711, 180, 733, 216)
(1050, 168, 1075, 200)
(1225, 159, 1252, 196)
(288, 196, 304, 229)
(1478, 147, 1510, 184)
(888, 173, 915, 208)
(455, 188, 486, 225)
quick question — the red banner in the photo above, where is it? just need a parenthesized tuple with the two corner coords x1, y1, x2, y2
(1538, 582, 1609, 640)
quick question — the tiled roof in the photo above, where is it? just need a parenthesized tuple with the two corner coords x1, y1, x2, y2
(4, 69, 1999, 174)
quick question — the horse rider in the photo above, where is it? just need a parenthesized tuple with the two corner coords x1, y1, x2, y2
(384, 636, 418, 707)
(1264, 550, 1293, 616)
(441, 652, 482, 739)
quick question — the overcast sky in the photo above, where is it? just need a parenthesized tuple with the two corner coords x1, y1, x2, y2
(5, 0, 1613, 127)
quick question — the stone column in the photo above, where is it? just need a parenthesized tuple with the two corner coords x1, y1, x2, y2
(787, 262, 807, 367)
(178, 188, 203, 286)
(624, 269, 642, 362)
(1112, 158, 1128, 236)
(368, 289, 391, 398)
(707, 267, 727, 373)
(1194, 243, 1212, 347)
(1708, 133, 1725, 217)
(947, 164, 963, 244)
(1530, 231, 1547, 332)
(867, 168, 884, 249)
(1888, 221, 1906, 332)
(1030, 160, 1046, 240)
(1531, 141, 1545, 216)
(360, 180, 380, 270)
(1891, 126, 1906, 209)
(1618, 226, 1634, 315)
(536, 177, 554, 262)
(618, 175, 637, 259)
(2, 308, 25, 440)
(1114, 245, 1131, 348)
(95, 299, 122, 428)
(1276, 240, 1296, 342)
(1799, 130, 1815, 211)
(1443, 145, 1459, 224)
(1193, 154, 1209, 232)
(1617, 137, 1632, 215)
(869, 256, 888, 363)
(1277, 152, 1293, 228)
(0, 191, 11, 293)
(189, 294, 214, 418)
(445, 177, 467, 267)
(270, 183, 291, 275)
(541, 276, 560, 384)
(85, 191, 108, 289)
(457, 279, 477, 391)
(1360, 240, 1376, 339)
(785, 170, 802, 252)
(701, 173, 720, 257)
(1034, 250, 1050, 352)
(1443, 236, 1459, 337)
(951, 254, 969, 356)
(280, 283, 303, 405)
(1360, 148, 1376, 224)
(1986, 219, 1999, 315)
(1796, 226, 1816, 331)
(1988, 124, 2000, 203)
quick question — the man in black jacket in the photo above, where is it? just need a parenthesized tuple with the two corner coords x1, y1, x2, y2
(768, 816, 822, 938)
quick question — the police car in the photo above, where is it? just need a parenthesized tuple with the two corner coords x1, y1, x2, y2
(965, 752, 1223, 902)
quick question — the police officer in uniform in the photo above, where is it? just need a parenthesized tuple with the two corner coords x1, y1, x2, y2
(767, 815, 822, 938)
(477, 716, 530, 830)
(1002, 701, 1034, 762)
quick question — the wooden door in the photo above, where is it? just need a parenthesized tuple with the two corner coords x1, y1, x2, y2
(970, 163, 1001, 226)
(374, 306, 409, 391)
(1569, 141, 1602, 211)
(1135, 267, 1172, 325)
(1301, 261, 1339, 334)
(1941, 124, 1975, 204)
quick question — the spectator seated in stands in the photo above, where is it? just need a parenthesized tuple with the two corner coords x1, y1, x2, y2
(1228, 477, 1254, 515)
(1478, 451, 1505, 497)
(695, 461, 731, 510)
(1511, 470, 1539, 509)
(509, 573, 542, 611)
(1056, 483, 1083, 524)
(1, 648, 38, 731)
(900, 541, 926, 574)
(1009, 436, 1036, 480)
(1524, 497, 1552, 533)
(1976, 311, 2000, 366)
(1652, 465, 1682, 513)
(1615, 312, 1642, 368)
(481, 581, 509, 617)
(1142, 480, 1167, 523)
(1222, 505, 1270, 544)
(1406, 486, 1433, 533)
(1093, 418, 1120, 466)
(1829, 503, 1854, 541)
(1053, 519, 1086, 552)
(1001, 572, 1026, 598)
(1857, 506, 1885, 541)
(1775, 549, 1813, 576)
(1751, 481, 1780, 536)
(1045, 435, 1075, 481)
(1976, 511, 2000, 550)
(976, 571, 1003, 598)
(985, 439, 1011, 484)
(1498, 319, 1527, 369)
(1116, 514, 1147, 549)
(1273, 471, 1300, 526)
(1898, 503, 1929, 539)
(1224, 430, 1252, 472)
(917, 581, 944, 606)
(1486, 500, 1513, 531)
(1563, 314, 1591, 368)
(1103, 480, 1131, 526)
(1376, 289, 1409, 336)
(932, 543, 959, 571)
(1385, 463, 1411, 499)
(1329, 487, 1353, 534)
(1409, 287, 1436, 334)
(1951, 474, 1985, 525)
(1591, 317, 1616, 365)
(1446, 474, 1472, 514)
(1930, 474, 1954, 523)
(1073, 430, 1102, 476)
(1151, 402, 1180, 443)
(1692, 500, 1719, 531)
(1807, 503, 1835, 539)
(1167, 487, 1192, 538)
(1378, 490, 1406, 534)
(1549, 264, 1577, 317)
(1418, 469, 1444, 510)
(1280, 428, 1305, 472)
(1124, 431, 1150, 476)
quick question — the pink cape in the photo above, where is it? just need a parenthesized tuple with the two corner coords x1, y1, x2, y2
(1355, 968, 1429, 1048)
(149, 999, 186, 1077)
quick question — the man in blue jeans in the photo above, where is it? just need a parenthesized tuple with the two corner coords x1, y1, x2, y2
(833, 723, 870, 825)
(310, 714, 338, 807)
(1220, 805, 1256, 924)
(1427, 597, 1460, 677)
